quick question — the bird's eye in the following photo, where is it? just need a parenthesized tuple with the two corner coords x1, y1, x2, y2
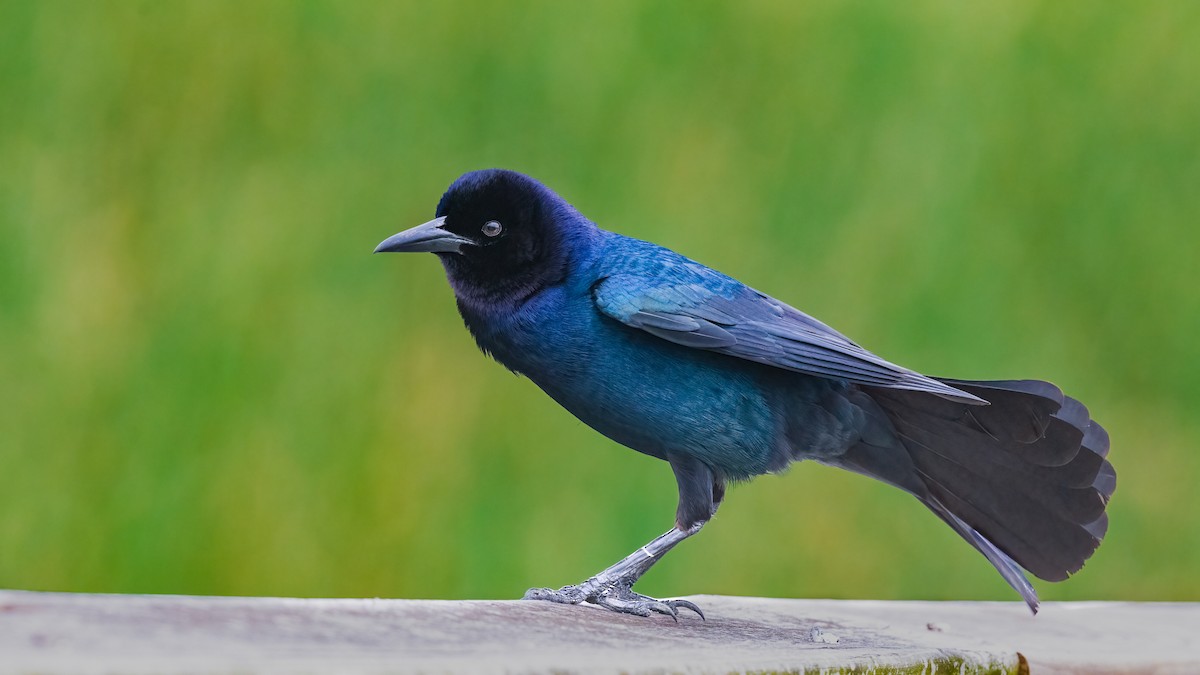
(481, 220, 503, 237)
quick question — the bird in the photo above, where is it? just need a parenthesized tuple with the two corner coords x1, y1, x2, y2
(375, 168, 1115, 620)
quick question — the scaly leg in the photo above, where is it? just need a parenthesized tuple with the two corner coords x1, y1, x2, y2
(523, 455, 722, 620)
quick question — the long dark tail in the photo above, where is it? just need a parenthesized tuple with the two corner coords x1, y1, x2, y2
(832, 379, 1115, 612)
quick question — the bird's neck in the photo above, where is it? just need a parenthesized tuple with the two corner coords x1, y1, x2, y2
(444, 257, 559, 313)
(449, 273, 552, 374)
(448, 224, 605, 362)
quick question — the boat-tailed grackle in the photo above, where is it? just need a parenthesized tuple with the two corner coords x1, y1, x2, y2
(375, 169, 1115, 620)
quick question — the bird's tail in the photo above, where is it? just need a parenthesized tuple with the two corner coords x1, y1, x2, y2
(832, 379, 1115, 612)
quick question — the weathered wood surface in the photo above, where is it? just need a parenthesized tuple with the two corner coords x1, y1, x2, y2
(0, 591, 1196, 674)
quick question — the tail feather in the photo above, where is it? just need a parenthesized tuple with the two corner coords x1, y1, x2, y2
(906, 449, 1098, 580)
(913, 457, 1098, 581)
(886, 410, 1107, 525)
(1084, 421, 1112, 459)
(933, 378, 1063, 444)
(922, 495, 1040, 611)
(1092, 460, 1117, 498)
(1054, 395, 1091, 431)
(1083, 512, 1110, 540)
(834, 379, 1114, 611)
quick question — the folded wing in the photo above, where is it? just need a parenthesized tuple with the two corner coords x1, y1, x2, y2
(593, 263, 984, 404)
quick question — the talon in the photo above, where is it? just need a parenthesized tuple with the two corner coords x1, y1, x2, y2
(647, 601, 679, 621)
(668, 599, 705, 620)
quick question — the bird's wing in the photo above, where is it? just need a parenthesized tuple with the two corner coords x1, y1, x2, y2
(592, 256, 984, 404)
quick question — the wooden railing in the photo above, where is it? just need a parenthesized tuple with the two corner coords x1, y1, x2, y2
(1, 590, 1195, 673)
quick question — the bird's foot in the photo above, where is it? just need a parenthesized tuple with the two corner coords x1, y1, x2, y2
(523, 582, 704, 621)
(591, 584, 705, 621)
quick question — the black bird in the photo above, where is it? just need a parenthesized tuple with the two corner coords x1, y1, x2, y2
(376, 169, 1115, 619)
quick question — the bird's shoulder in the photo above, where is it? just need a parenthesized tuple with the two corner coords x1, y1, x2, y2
(593, 234, 746, 306)
(591, 232, 853, 343)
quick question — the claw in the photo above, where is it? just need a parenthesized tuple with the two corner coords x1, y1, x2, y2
(646, 601, 678, 621)
(667, 598, 705, 620)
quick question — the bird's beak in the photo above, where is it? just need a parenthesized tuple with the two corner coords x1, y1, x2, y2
(374, 216, 473, 254)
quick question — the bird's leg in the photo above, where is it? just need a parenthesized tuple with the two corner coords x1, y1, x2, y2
(523, 522, 707, 619)
(523, 455, 721, 620)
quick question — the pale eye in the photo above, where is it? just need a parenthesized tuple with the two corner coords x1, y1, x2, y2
(481, 220, 503, 237)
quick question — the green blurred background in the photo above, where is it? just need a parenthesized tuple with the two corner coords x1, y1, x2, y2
(1, 1, 1197, 604)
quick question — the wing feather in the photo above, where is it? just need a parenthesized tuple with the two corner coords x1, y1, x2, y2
(592, 253, 983, 404)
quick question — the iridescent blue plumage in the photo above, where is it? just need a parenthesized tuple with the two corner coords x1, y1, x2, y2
(376, 168, 1114, 619)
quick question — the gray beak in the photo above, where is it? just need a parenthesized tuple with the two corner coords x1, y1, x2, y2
(374, 216, 473, 254)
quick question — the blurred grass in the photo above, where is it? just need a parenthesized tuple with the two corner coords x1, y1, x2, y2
(1, 1, 1197, 603)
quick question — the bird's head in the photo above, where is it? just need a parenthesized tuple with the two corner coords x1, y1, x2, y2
(376, 169, 589, 304)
